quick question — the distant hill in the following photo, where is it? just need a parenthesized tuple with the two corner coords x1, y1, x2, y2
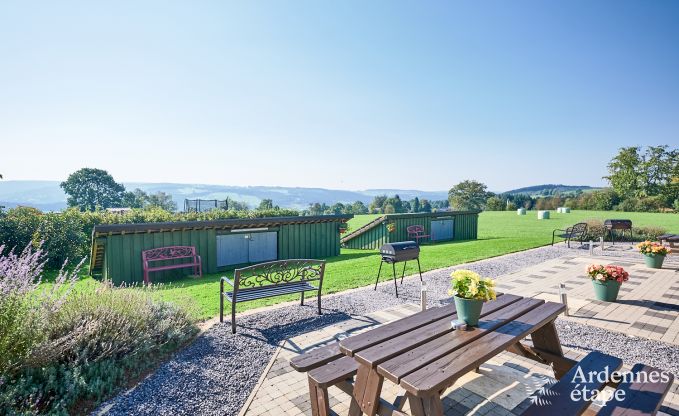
(0, 181, 449, 211)
(504, 184, 597, 197)
(0, 180, 603, 212)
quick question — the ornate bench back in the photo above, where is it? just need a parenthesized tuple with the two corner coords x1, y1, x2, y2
(142, 246, 197, 263)
(570, 223, 587, 237)
(234, 259, 325, 290)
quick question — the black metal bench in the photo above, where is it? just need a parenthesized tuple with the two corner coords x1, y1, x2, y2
(552, 222, 588, 248)
(219, 259, 325, 333)
(523, 351, 674, 415)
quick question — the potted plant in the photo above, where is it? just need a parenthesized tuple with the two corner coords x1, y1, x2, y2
(386, 222, 396, 233)
(636, 241, 670, 269)
(586, 264, 629, 302)
(449, 270, 496, 326)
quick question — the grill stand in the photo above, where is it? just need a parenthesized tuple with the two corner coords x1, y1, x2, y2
(605, 228, 633, 245)
(374, 258, 423, 298)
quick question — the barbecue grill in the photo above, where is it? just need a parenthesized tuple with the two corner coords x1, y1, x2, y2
(375, 241, 423, 297)
(604, 219, 633, 244)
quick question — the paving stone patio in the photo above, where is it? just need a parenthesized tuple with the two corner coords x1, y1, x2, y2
(497, 247, 679, 344)
(239, 246, 679, 415)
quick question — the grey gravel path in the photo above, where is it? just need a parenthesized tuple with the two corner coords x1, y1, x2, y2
(555, 319, 679, 377)
(94, 244, 679, 415)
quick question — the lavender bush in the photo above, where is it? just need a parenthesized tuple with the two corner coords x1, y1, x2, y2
(0, 244, 198, 415)
(0, 243, 81, 375)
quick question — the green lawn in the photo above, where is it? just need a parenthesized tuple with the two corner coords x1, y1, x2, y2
(71, 210, 679, 320)
(345, 213, 382, 232)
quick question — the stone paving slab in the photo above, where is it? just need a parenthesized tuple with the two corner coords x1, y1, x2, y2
(496, 251, 679, 345)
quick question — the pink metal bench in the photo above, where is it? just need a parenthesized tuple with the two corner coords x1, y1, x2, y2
(407, 225, 430, 244)
(142, 246, 202, 284)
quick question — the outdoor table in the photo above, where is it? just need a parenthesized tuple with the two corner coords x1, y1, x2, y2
(337, 294, 570, 416)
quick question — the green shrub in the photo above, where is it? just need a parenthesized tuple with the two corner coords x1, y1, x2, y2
(33, 210, 90, 268)
(634, 196, 666, 212)
(616, 198, 639, 212)
(0, 207, 42, 251)
(0, 246, 198, 415)
(485, 196, 505, 211)
(581, 219, 666, 242)
(1, 286, 198, 415)
(582, 219, 607, 241)
(634, 226, 667, 241)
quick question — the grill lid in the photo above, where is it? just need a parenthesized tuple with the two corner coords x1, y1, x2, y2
(603, 219, 633, 230)
(380, 241, 419, 255)
(380, 241, 420, 263)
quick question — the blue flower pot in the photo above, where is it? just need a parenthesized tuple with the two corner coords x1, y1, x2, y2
(454, 296, 484, 326)
(592, 280, 621, 302)
(644, 254, 665, 269)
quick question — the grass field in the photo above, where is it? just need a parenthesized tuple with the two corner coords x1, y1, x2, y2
(346, 213, 382, 232)
(70, 210, 679, 320)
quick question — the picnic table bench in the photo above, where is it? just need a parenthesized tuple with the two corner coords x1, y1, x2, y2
(291, 294, 674, 416)
(220, 259, 325, 333)
(552, 222, 588, 248)
(407, 225, 430, 245)
(660, 234, 679, 255)
(142, 246, 202, 284)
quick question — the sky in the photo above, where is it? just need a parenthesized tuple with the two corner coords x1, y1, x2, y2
(1, 1, 678, 192)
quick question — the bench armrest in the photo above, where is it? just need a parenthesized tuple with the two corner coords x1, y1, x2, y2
(221, 276, 235, 288)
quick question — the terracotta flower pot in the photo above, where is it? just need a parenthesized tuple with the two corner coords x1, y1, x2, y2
(592, 280, 621, 302)
(454, 296, 484, 326)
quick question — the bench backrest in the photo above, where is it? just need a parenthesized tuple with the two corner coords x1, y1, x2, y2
(407, 225, 426, 235)
(142, 246, 197, 263)
(234, 259, 325, 290)
(569, 223, 587, 236)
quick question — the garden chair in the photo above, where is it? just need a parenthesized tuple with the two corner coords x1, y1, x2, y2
(551, 222, 587, 248)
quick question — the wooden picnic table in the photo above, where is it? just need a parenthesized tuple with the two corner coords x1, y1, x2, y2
(336, 294, 570, 416)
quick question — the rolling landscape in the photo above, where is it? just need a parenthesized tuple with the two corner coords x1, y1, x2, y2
(0, 180, 594, 211)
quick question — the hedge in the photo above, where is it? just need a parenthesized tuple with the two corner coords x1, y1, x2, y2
(0, 207, 299, 268)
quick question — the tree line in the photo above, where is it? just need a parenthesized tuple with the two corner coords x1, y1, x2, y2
(455, 145, 679, 213)
(303, 195, 450, 216)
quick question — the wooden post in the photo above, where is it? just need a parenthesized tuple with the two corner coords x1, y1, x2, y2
(352, 364, 385, 416)
(531, 321, 568, 379)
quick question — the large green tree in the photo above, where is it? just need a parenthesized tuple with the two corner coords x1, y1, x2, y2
(258, 199, 274, 210)
(121, 188, 148, 209)
(410, 197, 420, 213)
(448, 180, 490, 211)
(350, 201, 368, 214)
(369, 195, 388, 213)
(147, 191, 177, 211)
(60, 168, 125, 211)
(605, 145, 678, 203)
(605, 147, 644, 198)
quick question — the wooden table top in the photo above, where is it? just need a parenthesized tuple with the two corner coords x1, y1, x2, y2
(339, 294, 565, 397)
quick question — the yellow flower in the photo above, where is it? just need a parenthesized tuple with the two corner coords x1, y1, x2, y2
(468, 279, 478, 296)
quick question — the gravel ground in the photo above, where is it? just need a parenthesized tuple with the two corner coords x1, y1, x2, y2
(93, 244, 678, 415)
(556, 319, 679, 377)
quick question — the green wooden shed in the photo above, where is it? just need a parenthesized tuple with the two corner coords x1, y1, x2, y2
(341, 211, 479, 250)
(90, 214, 352, 284)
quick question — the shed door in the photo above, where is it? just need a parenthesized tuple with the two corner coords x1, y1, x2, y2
(216, 232, 278, 267)
(247, 232, 278, 263)
(217, 235, 249, 267)
(431, 219, 454, 241)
